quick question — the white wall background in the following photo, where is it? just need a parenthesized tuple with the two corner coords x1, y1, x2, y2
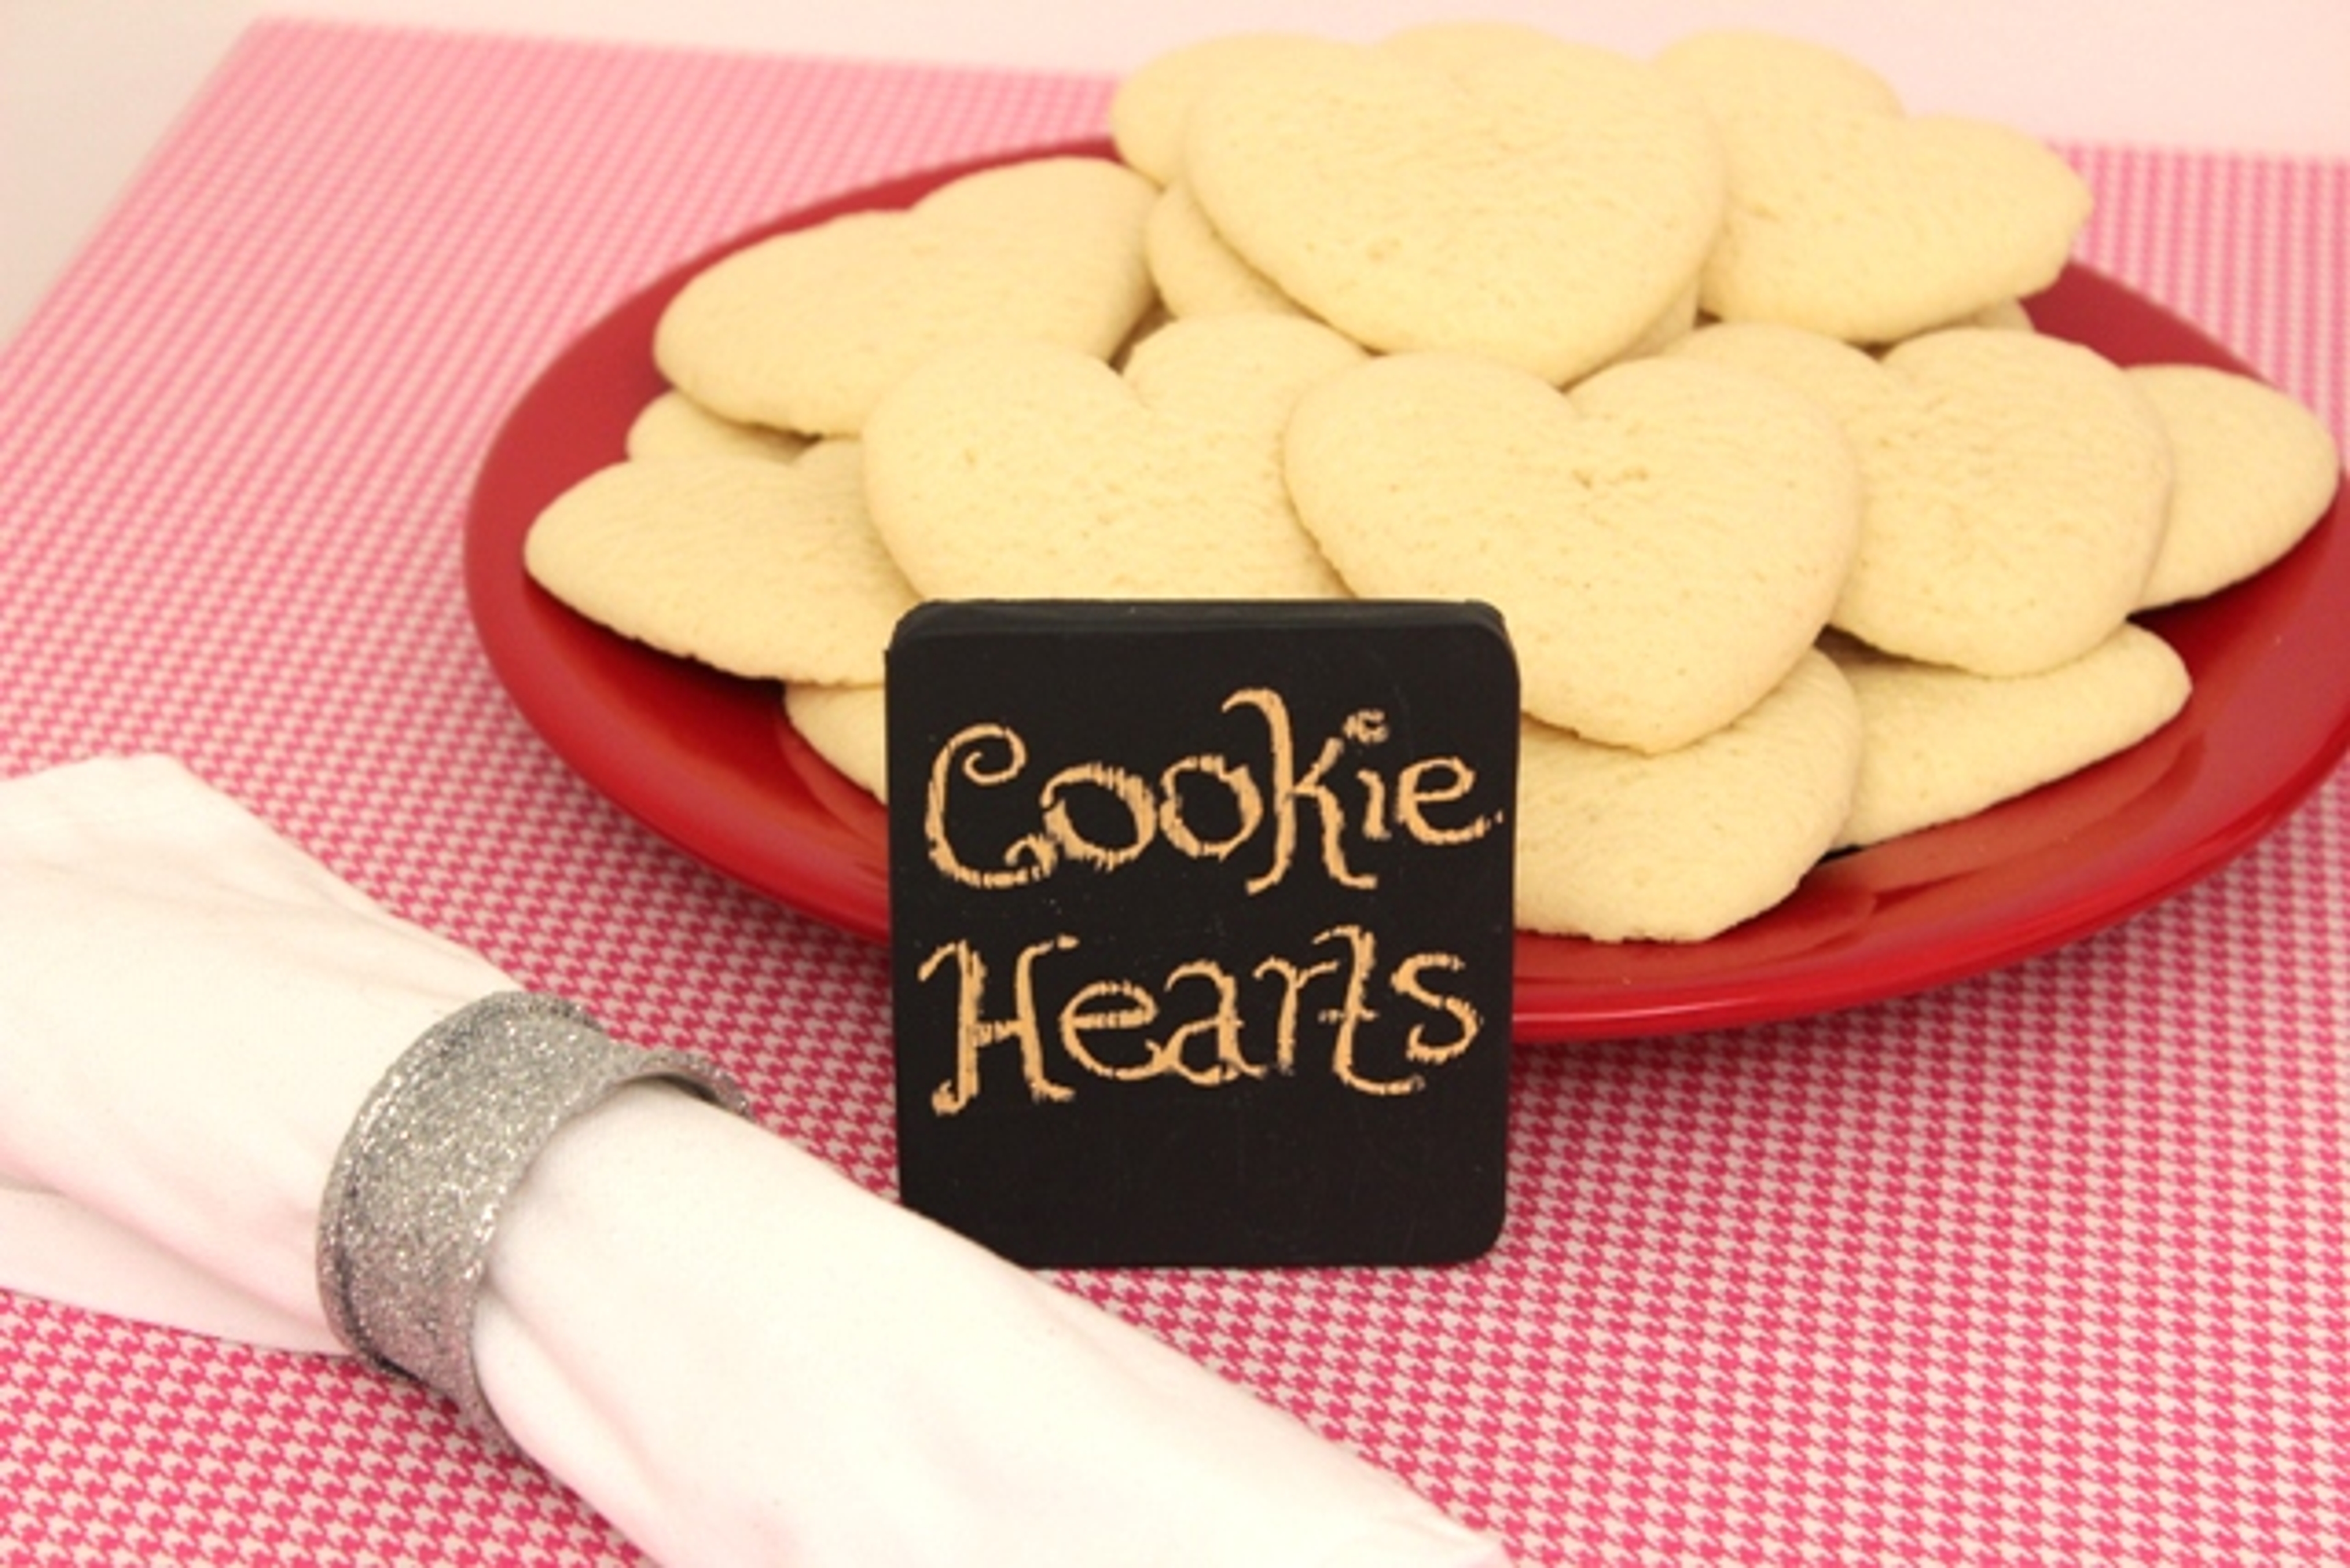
(6, 0, 2348, 338)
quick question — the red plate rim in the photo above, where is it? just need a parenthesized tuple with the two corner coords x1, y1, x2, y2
(465, 138, 2350, 1043)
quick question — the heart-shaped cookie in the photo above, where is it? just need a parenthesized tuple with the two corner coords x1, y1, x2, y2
(1669, 322, 2173, 674)
(1145, 176, 1700, 369)
(1182, 34, 1724, 384)
(1513, 649, 1862, 942)
(785, 682, 890, 802)
(1824, 625, 2190, 849)
(862, 313, 1364, 600)
(2129, 364, 2342, 608)
(1656, 31, 2091, 343)
(626, 389, 811, 464)
(523, 442, 915, 685)
(1144, 182, 1308, 320)
(1108, 32, 1328, 185)
(653, 157, 1157, 438)
(1284, 351, 1860, 753)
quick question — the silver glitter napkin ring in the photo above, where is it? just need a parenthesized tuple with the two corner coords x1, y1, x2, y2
(316, 990, 750, 1444)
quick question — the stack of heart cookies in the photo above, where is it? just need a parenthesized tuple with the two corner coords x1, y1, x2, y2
(523, 23, 2341, 944)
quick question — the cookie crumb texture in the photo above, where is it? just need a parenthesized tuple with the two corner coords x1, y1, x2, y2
(521, 20, 2342, 944)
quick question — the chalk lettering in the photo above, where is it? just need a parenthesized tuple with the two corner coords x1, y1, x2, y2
(921, 935, 1077, 1114)
(1157, 754, 1264, 862)
(1223, 688, 1371, 895)
(1391, 952, 1480, 1065)
(1316, 922, 1416, 1098)
(923, 690, 1500, 898)
(925, 725, 1056, 890)
(1395, 757, 1497, 846)
(1251, 947, 1342, 1078)
(1039, 762, 1157, 872)
(918, 927, 1479, 1111)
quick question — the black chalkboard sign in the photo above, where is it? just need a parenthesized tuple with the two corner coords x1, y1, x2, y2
(887, 600, 1518, 1268)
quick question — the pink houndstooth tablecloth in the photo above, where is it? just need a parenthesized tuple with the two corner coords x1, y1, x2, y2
(3, 20, 2346, 1567)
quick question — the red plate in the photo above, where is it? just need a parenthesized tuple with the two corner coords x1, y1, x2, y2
(465, 140, 2350, 1043)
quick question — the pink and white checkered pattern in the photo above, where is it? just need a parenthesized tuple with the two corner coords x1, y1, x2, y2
(3, 21, 2344, 1566)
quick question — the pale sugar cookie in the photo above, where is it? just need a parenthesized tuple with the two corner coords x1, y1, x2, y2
(1108, 32, 1326, 185)
(1144, 182, 1307, 320)
(654, 156, 1157, 438)
(1183, 32, 1725, 383)
(1656, 30, 2090, 343)
(2129, 364, 2341, 609)
(1824, 625, 2190, 848)
(523, 442, 915, 685)
(1284, 349, 1859, 753)
(627, 389, 812, 463)
(1955, 297, 2034, 334)
(864, 313, 1363, 600)
(1375, 19, 1573, 73)
(786, 683, 890, 802)
(1668, 322, 2173, 676)
(1513, 651, 1862, 943)
(1617, 282, 1703, 360)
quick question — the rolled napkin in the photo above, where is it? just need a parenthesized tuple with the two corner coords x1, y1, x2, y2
(0, 754, 1509, 1567)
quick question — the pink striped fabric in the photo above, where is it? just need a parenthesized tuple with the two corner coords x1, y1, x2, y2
(3, 21, 2344, 1566)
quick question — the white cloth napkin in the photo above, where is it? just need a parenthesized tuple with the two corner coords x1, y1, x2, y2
(0, 754, 1509, 1568)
